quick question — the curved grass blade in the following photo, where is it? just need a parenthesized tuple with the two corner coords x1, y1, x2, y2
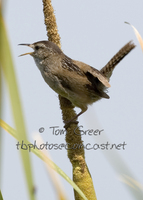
(34, 134, 67, 200)
(125, 22, 143, 52)
(0, 191, 4, 200)
(0, 0, 3, 189)
(0, 65, 2, 188)
(0, 12, 35, 200)
(85, 111, 143, 200)
(120, 174, 143, 191)
(0, 119, 88, 200)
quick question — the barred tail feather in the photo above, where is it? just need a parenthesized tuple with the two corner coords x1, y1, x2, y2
(100, 41, 136, 79)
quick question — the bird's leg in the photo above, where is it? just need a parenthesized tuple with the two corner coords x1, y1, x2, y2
(64, 107, 87, 129)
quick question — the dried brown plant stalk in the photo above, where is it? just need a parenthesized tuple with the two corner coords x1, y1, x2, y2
(42, 0, 97, 199)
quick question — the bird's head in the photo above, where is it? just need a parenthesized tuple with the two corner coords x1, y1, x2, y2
(19, 41, 62, 60)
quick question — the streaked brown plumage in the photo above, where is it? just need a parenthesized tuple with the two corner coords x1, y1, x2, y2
(19, 41, 135, 125)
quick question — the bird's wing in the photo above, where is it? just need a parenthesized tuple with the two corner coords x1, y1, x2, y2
(73, 60, 111, 88)
(87, 66, 111, 88)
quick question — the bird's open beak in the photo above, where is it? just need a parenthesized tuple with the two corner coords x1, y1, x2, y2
(19, 52, 32, 57)
(19, 43, 33, 57)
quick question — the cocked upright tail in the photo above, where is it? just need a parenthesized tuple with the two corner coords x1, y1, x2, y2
(100, 41, 136, 79)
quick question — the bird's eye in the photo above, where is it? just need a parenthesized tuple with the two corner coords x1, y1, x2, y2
(35, 46, 40, 50)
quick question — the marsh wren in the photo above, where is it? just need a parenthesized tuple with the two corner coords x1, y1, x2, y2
(19, 41, 135, 124)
